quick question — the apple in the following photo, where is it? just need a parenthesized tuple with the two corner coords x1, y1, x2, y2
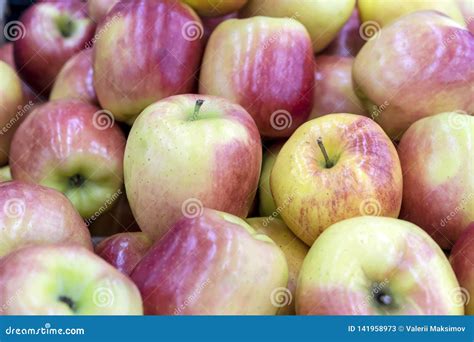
(271, 114, 403, 246)
(455, 0, 474, 33)
(87, 0, 119, 22)
(259, 142, 284, 218)
(93, 0, 204, 124)
(13, 1, 95, 95)
(50, 49, 98, 105)
(353, 11, 473, 140)
(309, 56, 367, 120)
(183, 0, 247, 17)
(131, 208, 288, 315)
(358, 0, 466, 28)
(240, 0, 356, 53)
(95, 232, 153, 275)
(0, 166, 11, 183)
(201, 12, 237, 44)
(0, 244, 143, 314)
(247, 217, 308, 315)
(124, 94, 261, 241)
(296, 216, 464, 315)
(398, 112, 473, 250)
(322, 8, 365, 57)
(0, 61, 24, 166)
(199, 16, 314, 138)
(9, 99, 126, 218)
(0, 181, 92, 258)
(450, 222, 474, 315)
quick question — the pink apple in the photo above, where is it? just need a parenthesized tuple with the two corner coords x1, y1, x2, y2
(131, 208, 288, 315)
(88, 0, 119, 22)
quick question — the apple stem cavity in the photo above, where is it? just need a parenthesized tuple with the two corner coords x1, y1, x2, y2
(69, 174, 85, 188)
(191, 99, 205, 121)
(58, 295, 76, 312)
(317, 137, 333, 169)
(55, 15, 76, 38)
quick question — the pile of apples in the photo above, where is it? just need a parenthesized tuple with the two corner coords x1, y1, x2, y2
(0, 0, 472, 316)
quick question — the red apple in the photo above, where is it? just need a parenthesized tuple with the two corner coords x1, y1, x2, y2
(450, 222, 474, 315)
(199, 16, 314, 138)
(88, 0, 119, 22)
(93, 0, 204, 124)
(13, 1, 95, 96)
(95, 232, 153, 275)
(50, 49, 98, 105)
(10, 100, 125, 219)
(131, 209, 288, 315)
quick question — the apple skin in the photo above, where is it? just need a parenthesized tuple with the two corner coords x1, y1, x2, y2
(201, 12, 237, 44)
(183, 0, 247, 17)
(131, 209, 288, 315)
(398, 112, 473, 250)
(296, 216, 464, 315)
(50, 49, 98, 105)
(95, 232, 152, 275)
(450, 222, 474, 315)
(199, 16, 314, 138)
(247, 217, 308, 315)
(271, 114, 402, 246)
(0, 166, 11, 183)
(124, 94, 261, 241)
(9, 100, 126, 218)
(87, 0, 119, 22)
(353, 11, 474, 140)
(455, 0, 474, 33)
(358, 0, 466, 28)
(0, 245, 143, 315)
(0, 61, 24, 166)
(93, 0, 204, 124)
(240, 0, 356, 53)
(0, 181, 92, 258)
(259, 143, 284, 218)
(322, 8, 365, 57)
(13, 2, 95, 96)
(309, 56, 367, 120)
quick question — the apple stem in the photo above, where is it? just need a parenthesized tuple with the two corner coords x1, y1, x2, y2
(191, 99, 204, 121)
(317, 137, 333, 168)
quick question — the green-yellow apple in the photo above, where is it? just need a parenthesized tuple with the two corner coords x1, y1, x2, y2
(87, 0, 119, 22)
(124, 94, 261, 241)
(9, 100, 126, 218)
(297, 216, 464, 315)
(0, 166, 11, 183)
(271, 114, 402, 246)
(353, 11, 473, 140)
(0, 61, 23, 166)
(13, 1, 95, 95)
(358, 0, 466, 28)
(50, 49, 98, 105)
(183, 0, 247, 17)
(131, 209, 288, 315)
(0, 181, 92, 257)
(0, 245, 143, 315)
(309, 56, 367, 120)
(96, 232, 153, 275)
(259, 143, 283, 218)
(398, 112, 473, 249)
(240, 0, 356, 53)
(247, 217, 308, 315)
(199, 16, 314, 138)
(450, 222, 474, 315)
(93, 0, 204, 124)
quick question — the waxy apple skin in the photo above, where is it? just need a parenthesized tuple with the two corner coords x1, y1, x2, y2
(87, 0, 119, 22)
(0, 181, 92, 257)
(96, 232, 152, 275)
(183, 0, 247, 17)
(50, 49, 97, 105)
(0, 245, 143, 315)
(124, 94, 261, 241)
(93, 0, 204, 124)
(309, 56, 367, 119)
(199, 16, 314, 138)
(353, 11, 474, 139)
(247, 217, 308, 315)
(398, 112, 473, 249)
(259, 143, 283, 218)
(10, 100, 126, 218)
(13, 2, 95, 95)
(297, 216, 463, 315)
(271, 114, 402, 246)
(450, 223, 474, 315)
(131, 209, 288, 315)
